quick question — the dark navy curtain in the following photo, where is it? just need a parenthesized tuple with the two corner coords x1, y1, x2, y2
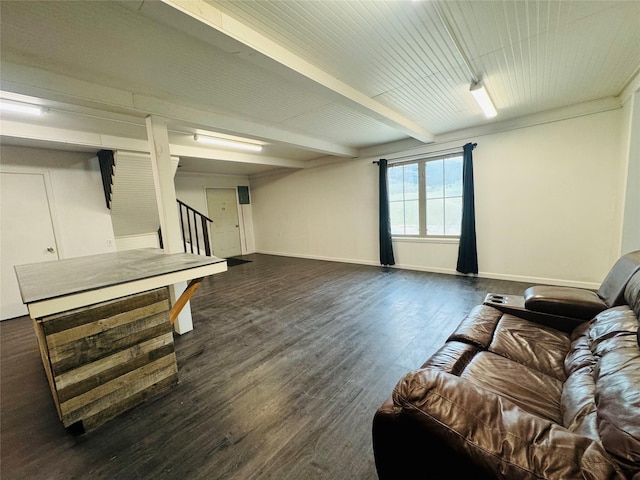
(378, 159, 395, 266)
(456, 143, 478, 274)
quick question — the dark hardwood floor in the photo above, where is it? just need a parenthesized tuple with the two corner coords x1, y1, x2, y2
(1, 254, 533, 480)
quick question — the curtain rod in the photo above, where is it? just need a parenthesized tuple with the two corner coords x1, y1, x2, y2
(372, 144, 468, 165)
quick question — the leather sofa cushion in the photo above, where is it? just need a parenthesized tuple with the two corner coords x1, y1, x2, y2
(588, 307, 638, 360)
(448, 306, 571, 381)
(523, 286, 607, 320)
(447, 305, 502, 348)
(596, 335, 640, 473)
(392, 369, 626, 479)
(419, 340, 480, 375)
(564, 331, 596, 376)
(561, 372, 598, 440)
(489, 314, 570, 381)
(562, 323, 599, 438)
(594, 326, 640, 474)
(461, 351, 563, 423)
(564, 304, 640, 475)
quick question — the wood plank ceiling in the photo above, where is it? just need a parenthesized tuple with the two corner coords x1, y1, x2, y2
(212, 0, 640, 133)
(0, 0, 639, 173)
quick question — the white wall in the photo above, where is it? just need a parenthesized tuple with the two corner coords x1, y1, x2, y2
(174, 172, 256, 254)
(470, 110, 624, 286)
(0, 145, 116, 258)
(251, 162, 379, 265)
(251, 108, 628, 288)
(620, 90, 640, 254)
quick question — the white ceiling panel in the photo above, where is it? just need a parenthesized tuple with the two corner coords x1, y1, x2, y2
(214, 0, 640, 131)
(440, 1, 640, 115)
(276, 102, 409, 147)
(374, 71, 485, 134)
(1, 0, 638, 175)
(211, 0, 469, 96)
(0, 1, 334, 123)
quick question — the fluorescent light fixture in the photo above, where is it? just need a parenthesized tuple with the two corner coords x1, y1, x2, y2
(0, 99, 44, 116)
(470, 81, 497, 118)
(193, 134, 262, 152)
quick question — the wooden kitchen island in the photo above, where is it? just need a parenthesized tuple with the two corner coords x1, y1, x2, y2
(14, 248, 226, 433)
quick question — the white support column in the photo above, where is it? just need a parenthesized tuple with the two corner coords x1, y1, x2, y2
(621, 90, 640, 254)
(146, 115, 193, 334)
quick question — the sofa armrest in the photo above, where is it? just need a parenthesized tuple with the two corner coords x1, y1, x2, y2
(391, 368, 625, 480)
(373, 395, 494, 480)
(523, 286, 607, 320)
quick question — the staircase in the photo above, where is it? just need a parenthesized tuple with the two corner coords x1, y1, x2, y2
(99, 149, 214, 256)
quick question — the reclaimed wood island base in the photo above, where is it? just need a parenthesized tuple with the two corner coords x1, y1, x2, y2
(15, 249, 226, 433)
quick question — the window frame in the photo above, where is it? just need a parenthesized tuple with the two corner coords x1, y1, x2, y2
(388, 152, 463, 240)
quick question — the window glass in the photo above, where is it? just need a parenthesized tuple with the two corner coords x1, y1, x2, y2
(444, 197, 462, 235)
(388, 153, 464, 238)
(404, 163, 419, 201)
(426, 198, 444, 235)
(444, 157, 463, 197)
(390, 201, 405, 235)
(388, 166, 404, 202)
(426, 159, 443, 199)
(404, 200, 419, 235)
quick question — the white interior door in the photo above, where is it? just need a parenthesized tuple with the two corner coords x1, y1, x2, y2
(206, 188, 242, 258)
(1, 172, 59, 320)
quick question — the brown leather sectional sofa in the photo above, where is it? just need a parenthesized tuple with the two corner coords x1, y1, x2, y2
(373, 251, 640, 479)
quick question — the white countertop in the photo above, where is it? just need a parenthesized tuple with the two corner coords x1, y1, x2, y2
(15, 248, 227, 318)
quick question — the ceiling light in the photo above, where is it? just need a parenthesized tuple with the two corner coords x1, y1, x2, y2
(470, 81, 497, 118)
(193, 134, 262, 152)
(0, 99, 44, 116)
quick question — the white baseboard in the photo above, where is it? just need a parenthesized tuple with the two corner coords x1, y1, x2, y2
(392, 263, 599, 289)
(475, 271, 599, 290)
(390, 263, 458, 276)
(255, 250, 600, 290)
(255, 250, 380, 267)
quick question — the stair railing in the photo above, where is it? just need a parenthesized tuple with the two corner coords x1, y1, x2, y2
(177, 199, 214, 256)
(97, 150, 115, 209)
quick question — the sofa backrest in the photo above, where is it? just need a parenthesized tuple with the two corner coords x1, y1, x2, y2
(597, 250, 640, 307)
(585, 270, 640, 474)
(624, 270, 640, 321)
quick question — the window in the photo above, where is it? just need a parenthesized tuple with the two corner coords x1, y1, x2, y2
(388, 154, 463, 237)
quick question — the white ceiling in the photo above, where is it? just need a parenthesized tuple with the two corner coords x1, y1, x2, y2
(1, 0, 639, 175)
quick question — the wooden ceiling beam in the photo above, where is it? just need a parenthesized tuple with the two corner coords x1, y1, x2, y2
(161, 0, 436, 144)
